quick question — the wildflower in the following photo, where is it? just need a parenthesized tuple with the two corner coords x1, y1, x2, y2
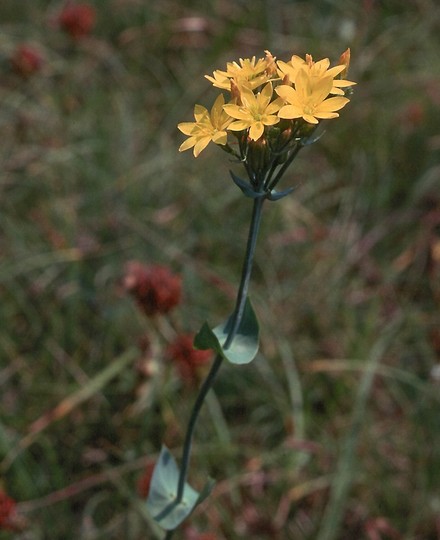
(10, 44, 43, 76)
(57, 3, 96, 39)
(277, 52, 355, 95)
(123, 261, 182, 317)
(205, 55, 269, 91)
(223, 82, 282, 141)
(178, 94, 232, 157)
(0, 491, 17, 530)
(276, 70, 350, 124)
(166, 334, 212, 385)
(223, 56, 268, 79)
(178, 49, 355, 171)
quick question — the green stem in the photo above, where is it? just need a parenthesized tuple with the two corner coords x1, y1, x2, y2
(175, 354, 223, 503)
(224, 196, 265, 348)
(164, 196, 265, 540)
(266, 142, 302, 192)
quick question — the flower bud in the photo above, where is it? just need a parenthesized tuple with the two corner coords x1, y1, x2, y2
(264, 50, 277, 77)
(305, 53, 314, 68)
(230, 78, 242, 104)
(338, 48, 351, 78)
(247, 137, 270, 178)
(297, 120, 318, 141)
(281, 73, 290, 86)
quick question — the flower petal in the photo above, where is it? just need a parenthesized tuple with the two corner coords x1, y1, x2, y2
(313, 58, 330, 72)
(333, 79, 356, 88)
(302, 114, 319, 124)
(178, 122, 197, 135)
(249, 122, 264, 141)
(262, 115, 280, 126)
(179, 137, 196, 152)
(194, 104, 209, 122)
(330, 88, 345, 96)
(239, 85, 257, 110)
(323, 64, 344, 78)
(223, 104, 251, 121)
(265, 98, 283, 115)
(193, 136, 211, 157)
(212, 131, 228, 145)
(210, 94, 225, 126)
(294, 69, 313, 100)
(275, 85, 297, 103)
(278, 104, 302, 119)
(317, 96, 349, 112)
(258, 82, 273, 110)
(313, 111, 339, 119)
(228, 120, 250, 131)
(309, 76, 334, 102)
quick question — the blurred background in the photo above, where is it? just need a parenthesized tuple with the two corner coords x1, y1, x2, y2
(1, 0, 439, 538)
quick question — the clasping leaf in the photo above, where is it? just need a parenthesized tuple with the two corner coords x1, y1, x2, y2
(194, 297, 259, 365)
(146, 446, 214, 531)
(230, 170, 265, 199)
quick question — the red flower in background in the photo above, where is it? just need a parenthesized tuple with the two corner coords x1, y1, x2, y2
(166, 334, 212, 384)
(137, 462, 155, 499)
(123, 261, 182, 317)
(183, 525, 218, 540)
(57, 3, 96, 39)
(0, 491, 17, 530)
(11, 45, 43, 76)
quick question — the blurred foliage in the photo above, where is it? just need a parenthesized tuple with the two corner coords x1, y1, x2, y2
(0, 0, 440, 538)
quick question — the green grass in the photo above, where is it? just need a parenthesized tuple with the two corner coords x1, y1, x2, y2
(1, 0, 440, 538)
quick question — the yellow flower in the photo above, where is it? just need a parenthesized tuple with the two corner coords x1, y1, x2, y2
(276, 70, 350, 124)
(205, 56, 270, 91)
(224, 56, 268, 79)
(178, 94, 232, 157)
(277, 53, 355, 96)
(204, 70, 233, 91)
(223, 82, 282, 141)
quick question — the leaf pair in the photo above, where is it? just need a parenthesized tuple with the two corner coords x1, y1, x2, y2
(194, 297, 259, 365)
(146, 446, 214, 531)
(146, 299, 260, 531)
(231, 170, 295, 202)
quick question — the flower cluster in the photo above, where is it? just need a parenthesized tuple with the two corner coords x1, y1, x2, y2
(10, 44, 44, 77)
(0, 491, 17, 531)
(178, 49, 355, 193)
(166, 334, 212, 385)
(123, 261, 182, 317)
(122, 263, 213, 386)
(57, 3, 96, 39)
